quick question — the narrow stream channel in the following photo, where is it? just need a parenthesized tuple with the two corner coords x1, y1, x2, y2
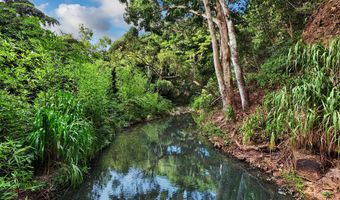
(63, 114, 292, 200)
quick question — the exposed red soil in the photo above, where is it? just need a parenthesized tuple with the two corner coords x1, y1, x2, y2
(203, 89, 340, 200)
(302, 0, 340, 46)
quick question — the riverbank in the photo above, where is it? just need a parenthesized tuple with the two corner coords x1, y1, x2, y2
(196, 98, 340, 199)
(19, 108, 191, 200)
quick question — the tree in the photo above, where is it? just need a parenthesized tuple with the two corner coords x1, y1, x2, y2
(118, 0, 249, 111)
(219, 0, 249, 110)
(0, 0, 58, 25)
(203, 0, 233, 108)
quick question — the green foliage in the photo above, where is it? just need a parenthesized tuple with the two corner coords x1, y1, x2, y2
(322, 191, 333, 199)
(264, 38, 340, 154)
(224, 106, 236, 121)
(282, 171, 304, 195)
(30, 91, 94, 186)
(0, 140, 43, 200)
(77, 61, 111, 126)
(202, 123, 224, 138)
(0, 91, 32, 140)
(192, 90, 214, 111)
(238, 0, 319, 66)
(241, 108, 266, 144)
(115, 66, 172, 122)
(156, 79, 174, 96)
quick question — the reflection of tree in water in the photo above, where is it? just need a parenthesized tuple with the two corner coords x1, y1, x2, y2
(64, 114, 290, 200)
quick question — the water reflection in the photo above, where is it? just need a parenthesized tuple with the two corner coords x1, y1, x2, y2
(64, 114, 290, 200)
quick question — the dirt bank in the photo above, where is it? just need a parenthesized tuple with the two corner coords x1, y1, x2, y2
(302, 0, 340, 46)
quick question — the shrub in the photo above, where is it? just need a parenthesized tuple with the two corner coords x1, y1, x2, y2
(202, 123, 224, 138)
(282, 171, 304, 195)
(0, 140, 43, 200)
(77, 61, 111, 124)
(156, 79, 174, 96)
(0, 91, 32, 140)
(240, 108, 266, 144)
(224, 106, 236, 121)
(77, 61, 113, 147)
(192, 89, 214, 111)
(115, 66, 171, 121)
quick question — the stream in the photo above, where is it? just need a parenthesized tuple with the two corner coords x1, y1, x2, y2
(63, 114, 291, 200)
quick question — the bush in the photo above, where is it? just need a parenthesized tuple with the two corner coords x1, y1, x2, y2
(0, 91, 32, 140)
(77, 61, 113, 147)
(202, 123, 224, 138)
(155, 79, 174, 96)
(29, 90, 94, 186)
(241, 108, 266, 144)
(115, 66, 172, 121)
(78, 61, 111, 123)
(0, 140, 43, 200)
(192, 90, 214, 111)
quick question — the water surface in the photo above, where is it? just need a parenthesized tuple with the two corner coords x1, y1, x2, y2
(64, 114, 290, 200)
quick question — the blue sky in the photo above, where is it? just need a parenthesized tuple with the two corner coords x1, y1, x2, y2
(30, 0, 130, 41)
(29, 0, 248, 41)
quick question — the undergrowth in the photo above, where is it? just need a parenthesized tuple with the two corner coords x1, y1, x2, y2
(241, 38, 340, 155)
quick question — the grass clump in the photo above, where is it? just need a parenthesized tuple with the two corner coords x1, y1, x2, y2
(282, 171, 304, 195)
(29, 90, 94, 187)
(265, 38, 340, 155)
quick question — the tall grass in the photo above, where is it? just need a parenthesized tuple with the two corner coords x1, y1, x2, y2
(29, 90, 94, 186)
(264, 38, 340, 154)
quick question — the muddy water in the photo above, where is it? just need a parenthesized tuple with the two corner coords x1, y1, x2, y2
(63, 114, 292, 200)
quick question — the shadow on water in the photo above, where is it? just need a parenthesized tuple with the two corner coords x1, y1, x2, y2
(63, 114, 292, 200)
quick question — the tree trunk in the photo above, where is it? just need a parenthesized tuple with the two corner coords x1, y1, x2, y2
(202, 0, 230, 109)
(219, 0, 249, 110)
(216, 1, 235, 109)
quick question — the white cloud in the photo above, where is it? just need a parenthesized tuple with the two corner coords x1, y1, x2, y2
(50, 0, 128, 40)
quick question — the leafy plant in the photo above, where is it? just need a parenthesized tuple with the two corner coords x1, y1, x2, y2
(192, 89, 215, 111)
(282, 171, 304, 195)
(241, 108, 266, 144)
(0, 140, 44, 200)
(322, 191, 333, 199)
(29, 90, 94, 186)
(264, 38, 340, 154)
(224, 106, 236, 121)
(202, 123, 224, 138)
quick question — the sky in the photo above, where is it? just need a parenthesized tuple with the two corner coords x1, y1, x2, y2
(30, 0, 130, 41)
(27, 0, 247, 41)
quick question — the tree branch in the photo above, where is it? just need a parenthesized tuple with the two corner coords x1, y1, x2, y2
(164, 5, 219, 24)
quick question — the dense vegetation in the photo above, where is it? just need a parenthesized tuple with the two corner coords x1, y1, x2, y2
(0, 0, 339, 199)
(0, 1, 172, 198)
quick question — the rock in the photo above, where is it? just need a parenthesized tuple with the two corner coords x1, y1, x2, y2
(293, 150, 322, 181)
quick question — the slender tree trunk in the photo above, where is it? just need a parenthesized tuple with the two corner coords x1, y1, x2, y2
(202, 0, 230, 109)
(216, 1, 234, 109)
(219, 0, 249, 110)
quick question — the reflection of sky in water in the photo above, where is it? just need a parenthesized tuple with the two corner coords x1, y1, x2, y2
(90, 167, 215, 200)
(166, 145, 181, 154)
(64, 115, 292, 200)
(199, 147, 210, 157)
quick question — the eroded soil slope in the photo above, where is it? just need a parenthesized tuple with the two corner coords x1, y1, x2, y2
(302, 0, 340, 45)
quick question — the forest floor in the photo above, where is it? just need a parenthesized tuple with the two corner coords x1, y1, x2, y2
(203, 90, 340, 200)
